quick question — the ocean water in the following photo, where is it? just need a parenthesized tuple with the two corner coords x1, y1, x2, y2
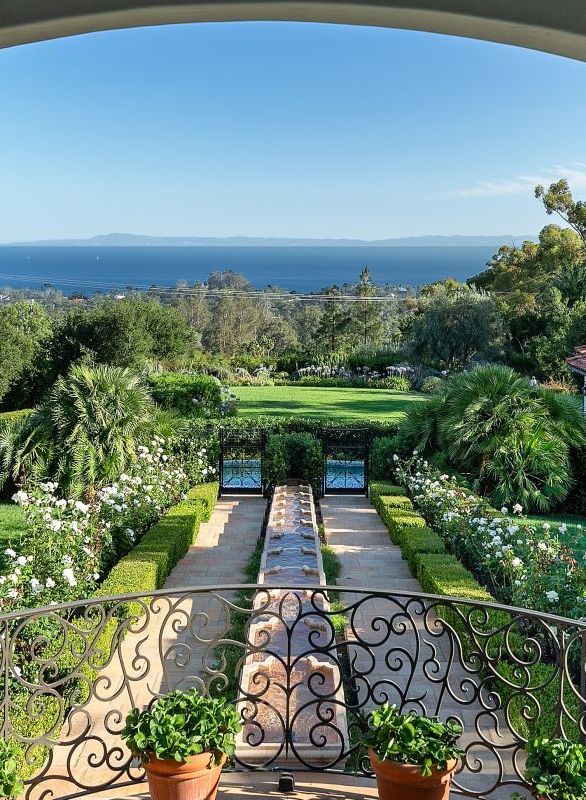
(0, 245, 495, 293)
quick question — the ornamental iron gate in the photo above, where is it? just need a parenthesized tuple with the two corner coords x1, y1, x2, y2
(322, 428, 369, 494)
(219, 428, 265, 493)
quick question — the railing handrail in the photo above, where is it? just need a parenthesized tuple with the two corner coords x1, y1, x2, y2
(2, 582, 585, 630)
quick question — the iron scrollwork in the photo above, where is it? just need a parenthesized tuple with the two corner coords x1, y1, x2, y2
(0, 585, 583, 799)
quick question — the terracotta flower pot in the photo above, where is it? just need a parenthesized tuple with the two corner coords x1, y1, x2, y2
(369, 749, 457, 800)
(144, 752, 226, 800)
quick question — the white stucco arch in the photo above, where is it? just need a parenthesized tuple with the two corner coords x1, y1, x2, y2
(0, 1, 586, 59)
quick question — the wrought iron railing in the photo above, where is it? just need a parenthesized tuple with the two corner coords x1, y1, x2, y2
(2, 585, 585, 799)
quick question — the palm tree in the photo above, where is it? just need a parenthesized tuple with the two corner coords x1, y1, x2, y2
(402, 364, 586, 511)
(555, 260, 586, 306)
(0, 364, 154, 495)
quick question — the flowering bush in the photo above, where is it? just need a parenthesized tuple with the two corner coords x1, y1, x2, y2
(1, 437, 217, 614)
(393, 454, 585, 619)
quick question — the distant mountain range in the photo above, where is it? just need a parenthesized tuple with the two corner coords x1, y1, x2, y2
(5, 233, 537, 248)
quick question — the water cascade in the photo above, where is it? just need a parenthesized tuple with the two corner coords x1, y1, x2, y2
(236, 481, 349, 766)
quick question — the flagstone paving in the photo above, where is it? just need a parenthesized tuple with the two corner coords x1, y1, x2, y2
(42, 495, 266, 798)
(320, 494, 520, 799)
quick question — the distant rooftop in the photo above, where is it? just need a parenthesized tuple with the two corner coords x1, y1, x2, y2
(566, 345, 586, 376)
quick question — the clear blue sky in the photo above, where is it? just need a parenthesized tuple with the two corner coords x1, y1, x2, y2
(0, 21, 585, 242)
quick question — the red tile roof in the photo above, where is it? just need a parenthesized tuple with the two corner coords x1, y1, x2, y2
(566, 345, 586, 375)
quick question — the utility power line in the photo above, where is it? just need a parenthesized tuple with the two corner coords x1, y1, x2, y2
(0, 273, 409, 303)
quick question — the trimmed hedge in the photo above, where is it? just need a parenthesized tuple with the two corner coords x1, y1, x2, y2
(96, 481, 219, 597)
(184, 481, 218, 523)
(262, 432, 324, 497)
(370, 437, 397, 480)
(368, 482, 579, 746)
(399, 528, 446, 574)
(148, 373, 222, 416)
(13, 482, 220, 782)
(369, 481, 405, 502)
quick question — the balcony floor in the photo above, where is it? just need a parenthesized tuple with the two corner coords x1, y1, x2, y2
(82, 771, 378, 799)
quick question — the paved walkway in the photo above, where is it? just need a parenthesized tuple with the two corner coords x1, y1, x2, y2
(42, 495, 266, 799)
(321, 495, 517, 800)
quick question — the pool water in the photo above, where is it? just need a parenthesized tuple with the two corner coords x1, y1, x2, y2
(222, 459, 365, 490)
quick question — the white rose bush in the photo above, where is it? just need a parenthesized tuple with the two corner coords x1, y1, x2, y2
(0, 437, 216, 614)
(394, 454, 585, 620)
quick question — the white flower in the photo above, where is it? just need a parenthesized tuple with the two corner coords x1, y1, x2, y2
(62, 568, 77, 587)
(11, 490, 29, 505)
(45, 577, 55, 588)
(74, 501, 89, 515)
(545, 590, 559, 603)
(500, 506, 508, 514)
(511, 557, 523, 568)
(542, 523, 550, 531)
(4, 548, 16, 559)
(30, 578, 43, 593)
(16, 556, 26, 566)
(537, 542, 548, 552)
(512, 503, 523, 514)
(7, 588, 18, 599)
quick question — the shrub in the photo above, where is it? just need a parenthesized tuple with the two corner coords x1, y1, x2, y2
(401, 365, 586, 512)
(522, 737, 586, 800)
(421, 376, 444, 394)
(384, 508, 426, 544)
(122, 688, 242, 763)
(0, 740, 24, 798)
(370, 437, 395, 480)
(148, 373, 222, 417)
(369, 481, 405, 502)
(0, 410, 32, 425)
(0, 364, 154, 496)
(395, 455, 586, 619)
(365, 704, 464, 776)
(262, 432, 324, 496)
(399, 528, 446, 573)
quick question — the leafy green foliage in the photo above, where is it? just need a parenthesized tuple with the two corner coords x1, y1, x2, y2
(411, 285, 504, 370)
(122, 689, 242, 764)
(402, 365, 586, 511)
(49, 299, 193, 376)
(262, 432, 324, 496)
(523, 737, 586, 800)
(366, 704, 463, 776)
(0, 740, 24, 799)
(0, 364, 154, 495)
(0, 301, 52, 410)
(148, 373, 222, 417)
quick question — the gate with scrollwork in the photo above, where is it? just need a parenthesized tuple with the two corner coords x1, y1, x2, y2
(219, 428, 265, 493)
(321, 428, 369, 494)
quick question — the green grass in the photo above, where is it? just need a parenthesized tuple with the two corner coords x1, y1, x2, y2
(516, 513, 586, 561)
(232, 385, 424, 421)
(0, 502, 27, 544)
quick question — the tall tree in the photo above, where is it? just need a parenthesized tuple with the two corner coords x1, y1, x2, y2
(314, 288, 352, 355)
(350, 267, 386, 348)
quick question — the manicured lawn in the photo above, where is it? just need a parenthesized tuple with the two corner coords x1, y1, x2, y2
(517, 513, 586, 561)
(0, 502, 27, 544)
(232, 385, 425, 421)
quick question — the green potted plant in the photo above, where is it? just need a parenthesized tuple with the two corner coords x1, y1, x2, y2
(519, 737, 586, 800)
(121, 688, 242, 800)
(365, 704, 464, 800)
(0, 741, 24, 800)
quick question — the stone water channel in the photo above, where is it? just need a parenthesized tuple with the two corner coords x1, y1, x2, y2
(236, 482, 349, 766)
